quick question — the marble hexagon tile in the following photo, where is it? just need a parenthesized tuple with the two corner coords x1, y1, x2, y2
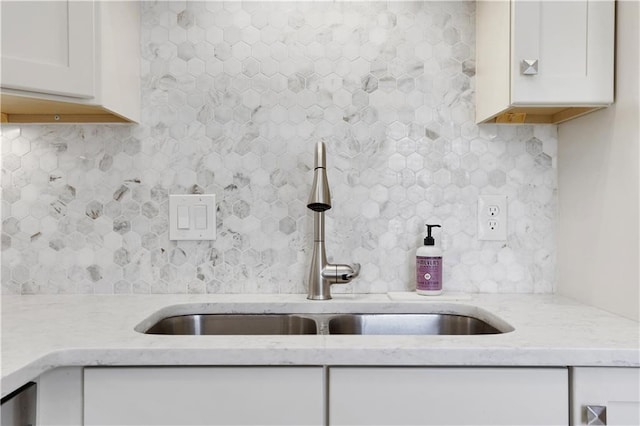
(1, 1, 557, 295)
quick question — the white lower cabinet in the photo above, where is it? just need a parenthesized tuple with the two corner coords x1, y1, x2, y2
(37, 367, 83, 425)
(571, 367, 640, 426)
(83, 367, 324, 426)
(328, 367, 568, 426)
(35, 365, 640, 426)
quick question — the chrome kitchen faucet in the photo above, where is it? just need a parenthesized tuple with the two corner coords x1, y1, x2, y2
(306, 141, 360, 300)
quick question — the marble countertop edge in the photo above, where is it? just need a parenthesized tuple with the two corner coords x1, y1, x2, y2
(3, 345, 638, 398)
(2, 292, 639, 398)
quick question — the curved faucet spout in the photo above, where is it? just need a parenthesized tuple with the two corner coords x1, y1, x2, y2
(306, 142, 360, 300)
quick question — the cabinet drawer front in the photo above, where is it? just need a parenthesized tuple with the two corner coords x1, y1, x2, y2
(84, 367, 323, 426)
(330, 367, 568, 426)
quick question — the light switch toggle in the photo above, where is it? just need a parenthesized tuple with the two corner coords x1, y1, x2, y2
(169, 194, 216, 241)
(177, 206, 190, 229)
(193, 205, 207, 230)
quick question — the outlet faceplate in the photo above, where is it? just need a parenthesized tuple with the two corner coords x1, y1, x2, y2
(478, 195, 507, 241)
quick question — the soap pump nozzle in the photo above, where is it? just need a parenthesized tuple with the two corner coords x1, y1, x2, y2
(424, 224, 441, 246)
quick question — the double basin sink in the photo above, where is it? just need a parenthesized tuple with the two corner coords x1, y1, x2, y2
(142, 312, 511, 336)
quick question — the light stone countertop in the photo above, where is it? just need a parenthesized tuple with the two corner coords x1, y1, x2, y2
(1, 292, 639, 397)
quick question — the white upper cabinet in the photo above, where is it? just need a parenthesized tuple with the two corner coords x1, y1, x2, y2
(1, 1, 95, 99)
(476, 0, 614, 124)
(0, 1, 140, 123)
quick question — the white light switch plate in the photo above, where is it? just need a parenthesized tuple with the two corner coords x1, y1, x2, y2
(169, 194, 216, 240)
(478, 195, 507, 241)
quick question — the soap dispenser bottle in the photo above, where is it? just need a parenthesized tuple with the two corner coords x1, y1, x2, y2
(416, 224, 442, 296)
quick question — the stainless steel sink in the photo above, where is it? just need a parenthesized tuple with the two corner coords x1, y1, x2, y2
(144, 314, 318, 335)
(328, 313, 503, 335)
(141, 312, 510, 336)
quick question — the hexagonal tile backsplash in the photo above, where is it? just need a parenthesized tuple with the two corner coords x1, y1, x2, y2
(1, 1, 557, 295)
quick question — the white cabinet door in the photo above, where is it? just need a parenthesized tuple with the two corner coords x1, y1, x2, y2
(329, 367, 568, 426)
(1, 1, 95, 99)
(476, 0, 614, 124)
(84, 367, 323, 426)
(511, 0, 614, 106)
(37, 367, 83, 426)
(571, 367, 640, 426)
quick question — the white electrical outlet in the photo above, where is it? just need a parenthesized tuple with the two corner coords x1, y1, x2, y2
(478, 195, 507, 241)
(487, 205, 500, 217)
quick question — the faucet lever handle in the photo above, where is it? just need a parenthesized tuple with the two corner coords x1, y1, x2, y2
(339, 263, 361, 281)
(345, 263, 361, 280)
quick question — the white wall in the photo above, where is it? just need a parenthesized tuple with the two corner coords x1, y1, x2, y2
(557, 1, 639, 321)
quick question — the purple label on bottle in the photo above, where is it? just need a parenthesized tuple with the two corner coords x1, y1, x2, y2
(416, 256, 442, 291)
